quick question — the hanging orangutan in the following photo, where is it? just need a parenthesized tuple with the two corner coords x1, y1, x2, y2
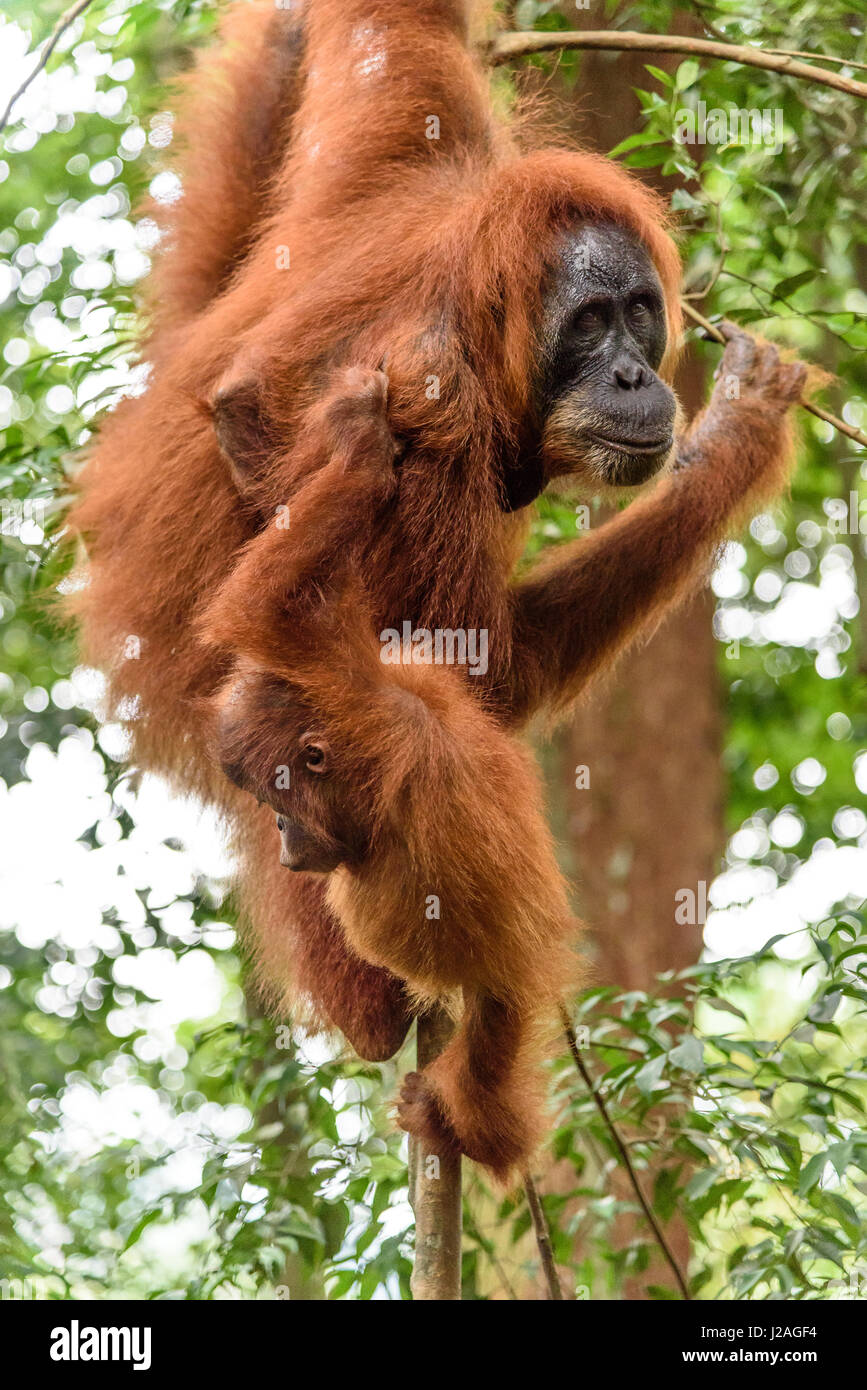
(67, 0, 810, 1167)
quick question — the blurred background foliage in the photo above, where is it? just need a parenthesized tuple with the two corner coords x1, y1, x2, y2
(0, 0, 866, 1300)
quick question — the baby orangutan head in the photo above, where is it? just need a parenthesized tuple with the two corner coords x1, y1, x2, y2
(215, 668, 374, 874)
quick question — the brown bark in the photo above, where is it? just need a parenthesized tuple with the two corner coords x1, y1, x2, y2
(410, 1007, 463, 1300)
(557, 582, 721, 990)
(489, 29, 867, 101)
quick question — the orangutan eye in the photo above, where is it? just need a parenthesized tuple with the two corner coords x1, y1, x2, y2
(629, 295, 656, 325)
(300, 737, 330, 774)
(572, 303, 606, 341)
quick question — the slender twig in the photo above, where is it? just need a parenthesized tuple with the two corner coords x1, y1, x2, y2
(764, 47, 867, 75)
(0, 0, 97, 134)
(717, 268, 856, 354)
(681, 301, 867, 449)
(488, 31, 867, 101)
(558, 1003, 691, 1301)
(521, 1169, 564, 1300)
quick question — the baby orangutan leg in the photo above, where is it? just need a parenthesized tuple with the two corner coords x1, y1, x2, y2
(246, 860, 414, 1062)
(397, 991, 544, 1184)
(288, 875, 414, 1063)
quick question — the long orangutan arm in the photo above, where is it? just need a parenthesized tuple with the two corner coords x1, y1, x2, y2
(501, 334, 807, 725)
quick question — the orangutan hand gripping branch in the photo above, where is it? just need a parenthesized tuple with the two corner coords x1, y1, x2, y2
(68, 0, 811, 1163)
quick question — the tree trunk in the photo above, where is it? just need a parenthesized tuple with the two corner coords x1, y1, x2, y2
(410, 1007, 463, 1300)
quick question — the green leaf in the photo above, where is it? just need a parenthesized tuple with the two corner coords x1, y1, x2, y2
(121, 1208, 162, 1254)
(669, 1035, 705, 1074)
(814, 936, 834, 969)
(670, 187, 705, 213)
(675, 60, 701, 90)
(773, 268, 823, 300)
(702, 996, 748, 1021)
(809, 990, 842, 1023)
(623, 147, 668, 169)
(633, 1053, 667, 1095)
(685, 1167, 720, 1200)
(752, 181, 791, 214)
(798, 1152, 828, 1196)
(608, 131, 668, 159)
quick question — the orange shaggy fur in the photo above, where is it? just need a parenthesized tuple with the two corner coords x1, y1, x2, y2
(200, 362, 578, 1179)
(67, 0, 809, 1165)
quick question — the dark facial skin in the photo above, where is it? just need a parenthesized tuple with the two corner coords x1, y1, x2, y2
(215, 672, 371, 873)
(274, 777, 346, 875)
(536, 221, 677, 491)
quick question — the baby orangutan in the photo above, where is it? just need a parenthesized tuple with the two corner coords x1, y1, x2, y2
(202, 368, 578, 1182)
(213, 600, 577, 1182)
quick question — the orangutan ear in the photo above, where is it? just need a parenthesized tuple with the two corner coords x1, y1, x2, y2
(210, 370, 272, 494)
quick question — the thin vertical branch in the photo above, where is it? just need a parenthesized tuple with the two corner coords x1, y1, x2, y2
(522, 1169, 564, 1299)
(410, 1005, 462, 1300)
(559, 1004, 691, 1300)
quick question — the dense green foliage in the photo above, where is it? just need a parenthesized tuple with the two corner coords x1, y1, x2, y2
(0, 0, 865, 1299)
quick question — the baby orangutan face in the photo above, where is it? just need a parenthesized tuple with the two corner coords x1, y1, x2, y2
(215, 670, 373, 874)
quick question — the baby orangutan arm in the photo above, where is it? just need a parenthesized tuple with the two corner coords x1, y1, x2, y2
(202, 366, 414, 1063)
(201, 366, 399, 663)
(501, 329, 807, 724)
